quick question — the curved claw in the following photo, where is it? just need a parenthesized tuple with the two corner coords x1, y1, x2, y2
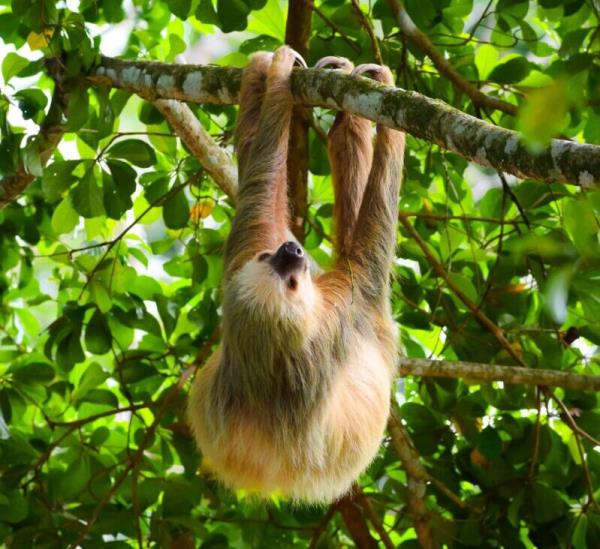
(352, 63, 393, 85)
(314, 56, 354, 73)
(290, 49, 307, 68)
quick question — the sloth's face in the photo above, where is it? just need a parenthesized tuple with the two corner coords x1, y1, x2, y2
(232, 241, 316, 317)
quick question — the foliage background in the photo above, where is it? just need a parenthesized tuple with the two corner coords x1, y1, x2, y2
(1, 0, 600, 546)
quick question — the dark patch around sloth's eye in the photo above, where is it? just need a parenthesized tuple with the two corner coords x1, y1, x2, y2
(258, 253, 271, 261)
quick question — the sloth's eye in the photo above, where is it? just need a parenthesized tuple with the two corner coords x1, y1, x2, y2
(258, 253, 271, 261)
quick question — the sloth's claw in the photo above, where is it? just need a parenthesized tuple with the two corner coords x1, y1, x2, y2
(314, 56, 354, 73)
(352, 63, 394, 85)
(290, 49, 307, 68)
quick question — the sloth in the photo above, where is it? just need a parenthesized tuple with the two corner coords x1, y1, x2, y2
(187, 46, 405, 503)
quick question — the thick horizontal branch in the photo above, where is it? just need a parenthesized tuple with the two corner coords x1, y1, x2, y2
(95, 56, 600, 187)
(400, 358, 600, 391)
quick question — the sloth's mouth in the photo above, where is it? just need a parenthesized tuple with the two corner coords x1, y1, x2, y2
(287, 275, 298, 290)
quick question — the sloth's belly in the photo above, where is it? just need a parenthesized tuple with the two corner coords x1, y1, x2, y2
(187, 337, 394, 502)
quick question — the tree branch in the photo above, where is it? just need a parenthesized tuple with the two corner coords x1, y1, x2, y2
(153, 99, 238, 201)
(0, 87, 66, 207)
(386, 0, 517, 116)
(95, 56, 600, 187)
(388, 410, 434, 549)
(400, 358, 600, 391)
(355, 490, 395, 549)
(285, 0, 313, 242)
(337, 493, 379, 549)
(351, 0, 383, 64)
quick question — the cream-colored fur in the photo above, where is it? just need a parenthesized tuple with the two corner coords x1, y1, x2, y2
(188, 338, 391, 502)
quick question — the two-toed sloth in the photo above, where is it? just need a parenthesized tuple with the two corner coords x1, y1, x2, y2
(187, 47, 405, 503)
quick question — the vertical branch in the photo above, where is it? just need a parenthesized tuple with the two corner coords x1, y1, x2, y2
(285, 0, 313, 243)
(350, 0, 383, 64)
(337, 493, 379, 549)
(0, 87, 66, 207)
(388, 410, 436, 549)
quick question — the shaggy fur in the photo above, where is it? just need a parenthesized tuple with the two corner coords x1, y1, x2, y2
(187, 47, 405, 503)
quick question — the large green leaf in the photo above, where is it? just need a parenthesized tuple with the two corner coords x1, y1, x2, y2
(107, 139, 157, 167)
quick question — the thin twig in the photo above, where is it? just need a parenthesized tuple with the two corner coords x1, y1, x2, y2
(312, 5, 361, 53)
(350, 0, 383, 64)
(385, 0, 517, 116)
(356, 491, 395, 549)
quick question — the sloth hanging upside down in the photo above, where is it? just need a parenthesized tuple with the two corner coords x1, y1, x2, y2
(187, 46, 405, 503)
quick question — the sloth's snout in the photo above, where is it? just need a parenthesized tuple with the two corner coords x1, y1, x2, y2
(270, 241, 305, 276)
(281, 241, 304, 258)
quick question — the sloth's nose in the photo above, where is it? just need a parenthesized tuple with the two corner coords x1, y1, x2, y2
(281, 241, 304, 259)
(270, 241, 306, 276)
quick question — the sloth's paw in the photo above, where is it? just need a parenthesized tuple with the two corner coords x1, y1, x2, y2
(352, 63, 394, 86)
(314, 56, 354, 73)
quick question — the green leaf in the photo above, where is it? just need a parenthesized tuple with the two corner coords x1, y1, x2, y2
(488, 57, 531, 84)
(529, 483, 565, 523)
(2, 52, 29, 82)
(60, 456, 91, 498)
(0, 490, 28, 523)
(107, 139, 157, 167)
(78, 388, 118, 407)
(65, 85, 90, 132)
(518, 80, 568, 147)
(71, 170, 105, 218)
(195, 0, 220, 24)
(51, 196, 79, 234)
(11, 362, 54, 384)
(90, 426, 110, 446)
(162, 189, 190, 229)
(73, 362, 109, 399)
(56, 331, 85, 370)
(217, 0, 250, 32)
(167, 0, 192, 19)
(476, 427, 502, 459)
(474, 44, 499, 80)
(103, 0, 125, 22)
(43, 160, 80, 202)
(239, 34, 281, 54)
(572, 515, 588, 549)
(129, 276, 162, 300)
(22, 137, 43, 176)
(497, 0, 529, 19)
(399, 402, 440, 432)
(14, 88, 47, 121)
(103, 159, 136, 219)
(544, 267, 574, 324)
(156, 295, 179, 337)
(84, 309, 112, 355)
(564, 197, 598, 256)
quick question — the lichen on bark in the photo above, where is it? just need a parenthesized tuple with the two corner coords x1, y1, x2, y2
(88, 56, 600, 189)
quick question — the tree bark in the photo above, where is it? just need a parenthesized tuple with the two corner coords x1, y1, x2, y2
(94, 56, 600, 187)
(285, 0, 313, 242)
(400, 358, 600, 391)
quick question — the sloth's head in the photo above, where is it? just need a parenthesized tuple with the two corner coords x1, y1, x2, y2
(230, 241, 317, 319)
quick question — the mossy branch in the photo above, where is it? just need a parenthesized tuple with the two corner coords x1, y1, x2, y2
(95, 55, 600, 187)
